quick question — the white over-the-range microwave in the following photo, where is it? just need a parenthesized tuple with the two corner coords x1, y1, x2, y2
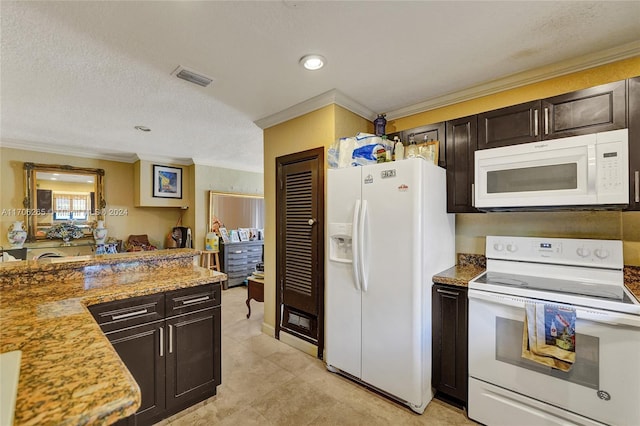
(474, 128, 629, 210)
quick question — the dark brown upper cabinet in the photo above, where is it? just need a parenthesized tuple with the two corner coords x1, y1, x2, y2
(478, 80, 627, 150)
(386, 122, 447, 168)
(404, 122, 447, 168)
(478, 100, 540, 149)
(543, 80, 626, 139)
(628, 76, 640, 211)
(445, 115, 478, 213)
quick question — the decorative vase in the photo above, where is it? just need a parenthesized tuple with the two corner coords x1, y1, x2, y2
(7, 221, 28, 248)
(93, 220, 108, 244)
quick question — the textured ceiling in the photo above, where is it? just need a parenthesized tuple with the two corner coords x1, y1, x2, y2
(1, 1, 639, 172)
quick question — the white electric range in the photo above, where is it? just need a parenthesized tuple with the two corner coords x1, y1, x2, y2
(467, 236, 640, 426)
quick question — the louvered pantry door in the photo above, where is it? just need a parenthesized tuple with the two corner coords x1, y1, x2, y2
(276, 148, 324, 355)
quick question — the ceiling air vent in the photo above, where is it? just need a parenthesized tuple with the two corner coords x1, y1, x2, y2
(171, 65, 213, 87)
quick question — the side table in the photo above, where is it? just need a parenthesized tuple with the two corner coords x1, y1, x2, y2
(246, 277, 264, 318)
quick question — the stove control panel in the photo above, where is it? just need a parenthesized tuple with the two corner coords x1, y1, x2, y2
(486, 236, 623, 268)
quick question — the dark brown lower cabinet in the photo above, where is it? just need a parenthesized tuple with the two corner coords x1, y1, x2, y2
(106, 321, 166, 425)
(166, 307, 221, 412)
(432, 284, 468, 406)
(90, 283, 221, 426)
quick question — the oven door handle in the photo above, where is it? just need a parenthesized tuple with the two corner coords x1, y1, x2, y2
(468, 289, 640, 328)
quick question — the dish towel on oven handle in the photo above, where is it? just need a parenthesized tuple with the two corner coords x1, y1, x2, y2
(522, 302, 576, 372)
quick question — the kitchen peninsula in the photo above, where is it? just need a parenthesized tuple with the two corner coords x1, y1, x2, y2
(0, 249, 226, 426)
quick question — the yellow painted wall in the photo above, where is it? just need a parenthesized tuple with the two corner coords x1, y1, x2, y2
(389, 56, 640, 132)
(388, 56, 640, 266)
(262, 105, 372, 332)
(261, 57, 640, 340)
(134, 160, 190, 208)
(1, 147, 187, 249)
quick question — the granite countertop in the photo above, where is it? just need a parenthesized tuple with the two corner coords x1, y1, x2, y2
(432, 264, 485, 288)
(0, 250, 226, 426)
(432, 255, 640, 303)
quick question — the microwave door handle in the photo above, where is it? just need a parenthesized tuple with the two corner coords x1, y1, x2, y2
(587, 144, 597, 195)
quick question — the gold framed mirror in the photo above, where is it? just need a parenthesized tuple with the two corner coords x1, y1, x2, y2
(208, 191, 264, 233)
(23, 162, 105, 241)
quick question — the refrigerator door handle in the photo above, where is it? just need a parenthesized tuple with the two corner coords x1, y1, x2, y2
(351, 199, 361, 291)
(359, 200, 368, 292)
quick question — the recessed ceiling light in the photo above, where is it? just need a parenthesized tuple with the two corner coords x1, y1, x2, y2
(299, 54, 326, 71)
(135, 126, 151, 132)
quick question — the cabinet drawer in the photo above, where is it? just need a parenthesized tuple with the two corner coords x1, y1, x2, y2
(89, 292, 165, 333)
(227, 252, 248, 262)
(225, 263, 247, 273)
(165, 284, 220, 317)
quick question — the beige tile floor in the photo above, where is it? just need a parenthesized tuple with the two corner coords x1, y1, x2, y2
(159, 286, 477, 425)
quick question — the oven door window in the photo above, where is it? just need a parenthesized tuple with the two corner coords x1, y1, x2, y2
(495, 317, 599, 389)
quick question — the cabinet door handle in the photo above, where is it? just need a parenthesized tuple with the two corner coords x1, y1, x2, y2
(635, 171, 639, 203)
(471, 183, 475, 207)
(182, 296, 209, 305)
(159, 326, 164, 357)
(112, 309, 148, 320)
(533, 109, 539, 137)
(168, 325, 173, 354)
(544, 107, 549, 135)
(233, 250, 242, 254)
(436, 288, 460, 296)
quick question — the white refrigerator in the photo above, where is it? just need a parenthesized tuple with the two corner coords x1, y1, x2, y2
(325, 158, 455, 413)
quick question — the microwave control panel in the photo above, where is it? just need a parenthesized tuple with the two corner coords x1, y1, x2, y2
(598, 143, 623, 192)
(596, 130, 628, 202)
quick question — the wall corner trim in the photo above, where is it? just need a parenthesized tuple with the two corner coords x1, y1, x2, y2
(254, 89, 377, 129)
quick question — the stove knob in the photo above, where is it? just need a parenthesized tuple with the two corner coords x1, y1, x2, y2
(576, 247, 591, 257)
(594, 248, 609, 259)
(493, 243, 504, 252)
(506, 244, 517, 253)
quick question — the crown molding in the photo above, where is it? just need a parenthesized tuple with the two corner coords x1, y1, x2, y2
(385, 41, 640, 120)
(0, 139, 198, 166)
(192, 157, 263, 174)
(0, 139, 139, 163)
(134, 154, 194, 166)
(254, 89, 377, 129)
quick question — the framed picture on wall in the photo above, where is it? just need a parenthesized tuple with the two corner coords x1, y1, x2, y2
(153, 165, 182, 199)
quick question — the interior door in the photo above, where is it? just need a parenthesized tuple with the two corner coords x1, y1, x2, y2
(276, 148, 325, 358)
